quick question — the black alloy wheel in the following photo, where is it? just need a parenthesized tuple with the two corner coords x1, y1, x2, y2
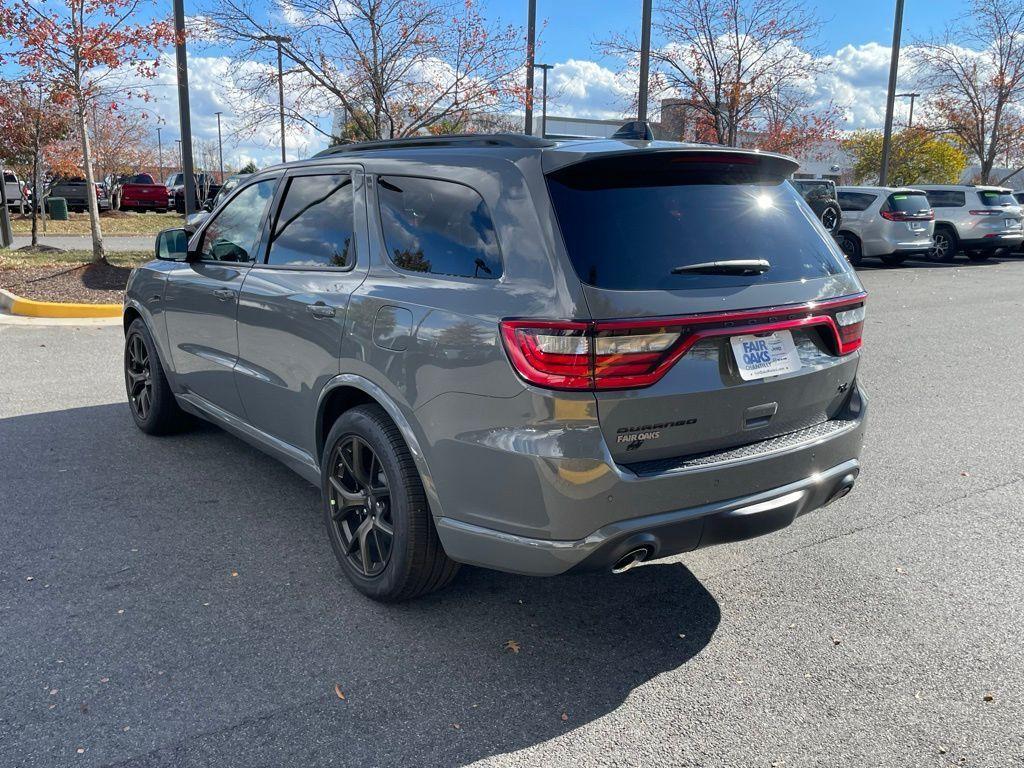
(125, 331, 154, 421)
(820, 205, 840, 233)
(327, 435, 395, 577)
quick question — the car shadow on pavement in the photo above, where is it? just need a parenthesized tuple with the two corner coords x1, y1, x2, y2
(856, 254, 1022, 271)
(0, 403, 720, 767)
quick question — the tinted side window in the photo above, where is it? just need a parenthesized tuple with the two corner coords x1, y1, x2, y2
(199, 179, 276, 263)
(268, 174, 355, 268)
(377, 176, 502, 279)
(837, 192, 877, 212)
(925, 190, 965, 208)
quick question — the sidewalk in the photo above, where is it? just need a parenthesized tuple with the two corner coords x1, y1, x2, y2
(10, 234, 152, 252)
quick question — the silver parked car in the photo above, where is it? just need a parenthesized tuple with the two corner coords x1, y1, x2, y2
(917, 185, 1023, 261)
(124, 129, 868, 601)
(834, 187, 934, 267)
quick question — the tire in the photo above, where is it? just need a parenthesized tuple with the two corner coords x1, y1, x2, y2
(929, 226, 959, 262)
(124, 318, 188, 435)
(880, 254, 907, 267)
(819, 202, 841, 234)
(835, 231, 862, 267)
(967, 250, 992, 262)
(322, 405, 458, 601)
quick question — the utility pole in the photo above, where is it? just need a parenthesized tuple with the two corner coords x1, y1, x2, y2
(175, 140, 182, 172)
(173, 0, 197, 215)
(156, 126, 164, 183)
(214, 111, 225, 182)
(896, 91, 920, 128)
(638, 0, 653, 122)
(524, 0, 537, 135)
(534, 63, 553, 137)
(257, 35, 292, 163)
(879, 0, 905, 186)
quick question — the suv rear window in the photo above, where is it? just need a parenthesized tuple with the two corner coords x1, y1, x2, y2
(547, 154, 847, 291)
(377, 176, 502, 279)
(977, 190, 1017, 206)
(884, 193, 931, 213)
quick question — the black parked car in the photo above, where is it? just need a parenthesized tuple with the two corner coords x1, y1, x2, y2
(164, 173, 222, 213)
(790, 179, 842, 234)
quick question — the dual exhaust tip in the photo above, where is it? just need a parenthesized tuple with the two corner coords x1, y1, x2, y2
(611, 546, 652, 574)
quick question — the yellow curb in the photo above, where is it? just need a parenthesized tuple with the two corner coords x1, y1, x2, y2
(1, 289, 121, 319)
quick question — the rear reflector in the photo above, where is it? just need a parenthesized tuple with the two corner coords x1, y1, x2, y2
(501, 293, 867, 391)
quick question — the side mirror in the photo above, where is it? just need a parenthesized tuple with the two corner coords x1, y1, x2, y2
(155, 227, 189, 262)
(202, 199, 214, 212)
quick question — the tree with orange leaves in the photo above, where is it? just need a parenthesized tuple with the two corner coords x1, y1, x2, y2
(2, 0, 173, 262)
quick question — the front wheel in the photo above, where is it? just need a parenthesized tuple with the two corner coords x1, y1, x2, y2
(322, 405, 458, 601)
(835, 232, 862, 267)
(124, 319, 189, 435)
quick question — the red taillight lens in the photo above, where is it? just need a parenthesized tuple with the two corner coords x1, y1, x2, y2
(501, 294, 867, 391)
(881, 210, 934, 221)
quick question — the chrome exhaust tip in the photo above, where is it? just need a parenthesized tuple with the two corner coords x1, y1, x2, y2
(611, 547, 650, 574)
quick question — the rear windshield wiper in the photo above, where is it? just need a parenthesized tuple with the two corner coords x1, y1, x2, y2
(671, 259, 771, 275)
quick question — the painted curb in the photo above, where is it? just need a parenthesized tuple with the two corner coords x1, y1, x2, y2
(0, 287, 121, 319)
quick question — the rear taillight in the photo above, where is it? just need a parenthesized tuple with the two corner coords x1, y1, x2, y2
(881, 210, 934, 221)
(501, 293, 867, 391)
(969, 209, 1001, 216)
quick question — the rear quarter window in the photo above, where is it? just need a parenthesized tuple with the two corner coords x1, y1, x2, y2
(925, 190, 966, 208)
(837, 192, 877, 212)
(377, 176, 502, 280)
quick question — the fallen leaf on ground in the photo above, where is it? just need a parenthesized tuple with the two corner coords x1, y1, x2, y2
(452, 723, 461, 730)
(231, 571, 238, 577)
(983, 692, 995, 702)
(831, 636, 842, 646)
(895, 566, 907, 574)
(334, 684, 345, 700)
(504, 640, 521, 654)
(561, 712, 569, 721)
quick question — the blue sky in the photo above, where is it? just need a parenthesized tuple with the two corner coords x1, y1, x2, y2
(3, 0, 973, 168)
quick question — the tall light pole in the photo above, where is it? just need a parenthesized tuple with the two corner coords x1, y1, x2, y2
(257, 35, 292, 163)
(534, 63, 553, 137)
(156, 126, 164, 183)
(896, 91, 921, 128)
(214, 111, 225, 182)
(638, 0, 653, 122)
(173, 0, 197, 215)
(879, 0, 905, 186)
(524, 0, 537, 135)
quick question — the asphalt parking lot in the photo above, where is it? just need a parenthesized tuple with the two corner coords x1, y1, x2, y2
(1, 257, 1022, 767)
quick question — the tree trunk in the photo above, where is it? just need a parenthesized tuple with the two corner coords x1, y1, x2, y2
(76, 100, 105, 264)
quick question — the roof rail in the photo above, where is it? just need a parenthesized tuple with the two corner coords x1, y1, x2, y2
(314, 133, 556, 157)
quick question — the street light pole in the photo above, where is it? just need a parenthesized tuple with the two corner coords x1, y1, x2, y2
(214, 111, 225, 182)
(524, 0, 537, 135)
(173, 0, 197, 215)
(896, 91, 921, 128)
(638, 0, 653, 122)
(879, 0, 905, 186)
(534, 63, 553, 138)
(156, 126, 164, 183)
(257, 35, 292, 162)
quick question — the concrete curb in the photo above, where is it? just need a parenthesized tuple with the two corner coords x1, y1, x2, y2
(0, 287, 122, 319)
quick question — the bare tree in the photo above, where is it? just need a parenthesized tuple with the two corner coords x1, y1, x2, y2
(204, 0, 527, 145)
(601, 0, 836, 152)
(916, 0, 1024, 184)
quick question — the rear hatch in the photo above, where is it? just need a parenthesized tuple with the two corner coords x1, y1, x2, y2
(974, 188, 1022, 233)
(543, 149, 865, 466)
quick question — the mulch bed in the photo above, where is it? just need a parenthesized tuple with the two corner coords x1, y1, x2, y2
(0, 262, 132, 304)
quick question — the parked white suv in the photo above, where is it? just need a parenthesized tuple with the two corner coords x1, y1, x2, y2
(917, 185, 1023, 261)
(3, 170, 30, 212)
(834, 187, 934, 267)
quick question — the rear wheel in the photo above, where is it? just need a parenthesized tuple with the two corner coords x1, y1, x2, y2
(124, 319, 189, 435)
(929, 226, 958, 262)
(322, 405, 458, 601)
(835, 231, 862, 267)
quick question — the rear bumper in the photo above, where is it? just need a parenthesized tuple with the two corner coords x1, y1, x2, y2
(433, 384, 868, 576)
(961, 233, 1024, 250)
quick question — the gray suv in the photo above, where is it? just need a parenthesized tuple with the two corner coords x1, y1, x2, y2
(124, 131, 868, 601)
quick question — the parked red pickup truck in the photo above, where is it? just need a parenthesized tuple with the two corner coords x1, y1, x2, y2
(113, 174, 168, 212)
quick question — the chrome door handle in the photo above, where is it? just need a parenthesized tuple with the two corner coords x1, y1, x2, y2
(212, 288, 234, 301)
(307, 303, 336, 318)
